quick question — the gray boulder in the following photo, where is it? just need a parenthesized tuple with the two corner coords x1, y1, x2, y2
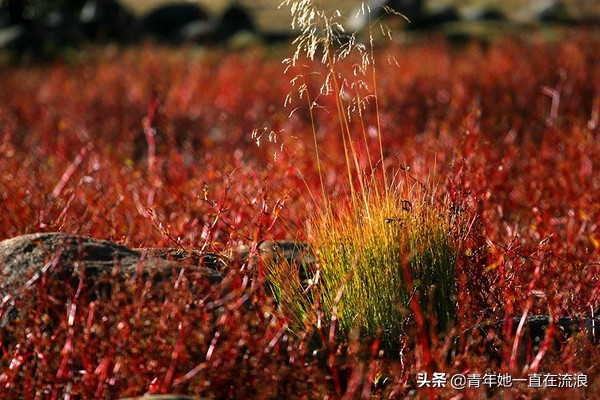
(0, 232, 223, 286)
(347, 0, 423, 32)
(234, 240, 315, 277)
(452, 311, 600, 365)
(532, 0, 569, 22)
(214, 5, 255, 42)
(421, 4, 461, 28)
(0, 232, 224, 338)
(464, 7, 506, 22)
(79, 0, 138, 41)
(141, 3, 210, 43)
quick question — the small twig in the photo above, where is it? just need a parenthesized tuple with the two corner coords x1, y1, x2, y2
(51, 144, 92, 198)
(142, 92, 159, 175)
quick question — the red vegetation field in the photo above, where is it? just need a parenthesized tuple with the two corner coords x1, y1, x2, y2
(0, 29, 599, 398)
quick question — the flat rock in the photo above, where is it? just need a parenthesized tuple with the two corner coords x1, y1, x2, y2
(234, 240, 315, 268)
(0, 232, 224, 332)
(141, 3, 210, 43)
(0, 232, 223, 286)
(452, 311, 600, 364)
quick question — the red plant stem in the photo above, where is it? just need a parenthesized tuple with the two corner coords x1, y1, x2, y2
(162, 322, 185, 392)
(361, 338, 381, 398)
(529, 319, 556, 372)
(143, 93, 159, 175)
(51, 144, 92, 198)
(312, 292, 342, 397)
(266, 322, 288, 353)
(253, 195, 272, 292)
(328, 320, 342, 398)
(509, 260, 543, 371)
(94, 357, 111, 398)
(198, 180, 231, 254)
(247, 190, 285, 298)
(206, 331, 220, 362)
(402, 252, 434, 400)
(84, 302, 96, 342)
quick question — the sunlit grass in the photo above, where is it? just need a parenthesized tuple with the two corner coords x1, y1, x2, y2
(262, 1, 460, 349)
(268, 177, 458, 348)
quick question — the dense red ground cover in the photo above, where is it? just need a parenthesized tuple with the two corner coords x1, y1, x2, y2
(0, 30, 599, 398)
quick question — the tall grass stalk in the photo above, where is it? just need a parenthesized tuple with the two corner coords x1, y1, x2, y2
(281, 0, 389, 206)
(272, 1, 459, 348)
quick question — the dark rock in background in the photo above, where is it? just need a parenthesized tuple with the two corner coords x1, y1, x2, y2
(465, 7, 506, 22)
(533, 0, 569, 22)
(420, 4, 461, 28)
(214, 5, 255, 42)
(79, 0, 138, 41)
(1, 0, 600, 57)
(42, 8, 84, 46)
(388, 0, 424, 23)
(453, 311, 600, 365)
(0, 0, 38, 54)
(0, 24, 27, 50)
(141, 3, 210, 43)
(174, 17, 218, 43)
(347, 0, 424, 31)
(0, 0, 137, 55)
(0, 0, 26, 26)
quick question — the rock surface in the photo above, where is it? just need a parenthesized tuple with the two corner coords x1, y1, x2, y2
(0, 232, 223, 286)
(0, 232, 224, 334)
(141, 3, 210, 43)
(80, 0, 138, 41)
(234, 240, 316, 270)
(0, 233, 315, 332)
(455, 311, 600, 364)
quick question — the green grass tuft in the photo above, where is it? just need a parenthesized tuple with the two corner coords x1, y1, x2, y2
(269, 178, 458, 349)
(263, 1, 460, 350)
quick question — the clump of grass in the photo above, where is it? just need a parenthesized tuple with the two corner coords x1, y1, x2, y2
(269, 1, 459, 348)
(312, 180, 457, 346)
(269, 178, 458, 349)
